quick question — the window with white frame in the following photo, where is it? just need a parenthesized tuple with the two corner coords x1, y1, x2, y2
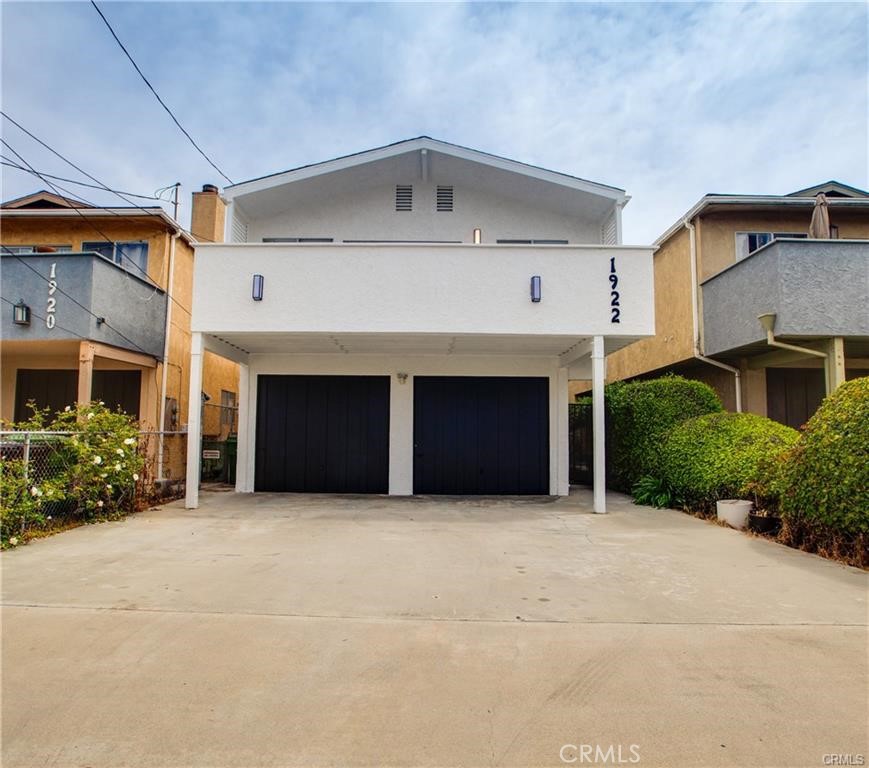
(735, 232, 807, 260)
(2, 244, 72, 254)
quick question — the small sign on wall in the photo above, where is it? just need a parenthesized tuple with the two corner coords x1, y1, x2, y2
(202, 449, 221, 460)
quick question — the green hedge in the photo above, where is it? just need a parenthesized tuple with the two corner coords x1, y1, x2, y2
(607, 376, 723, 490)
(658, 412, 799, 511)
(779, 377, 869, 537)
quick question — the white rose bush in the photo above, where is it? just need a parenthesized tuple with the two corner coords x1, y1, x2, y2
(1, 402, 144, 548)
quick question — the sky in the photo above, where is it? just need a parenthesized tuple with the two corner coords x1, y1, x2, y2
(1, 1, 866, 243)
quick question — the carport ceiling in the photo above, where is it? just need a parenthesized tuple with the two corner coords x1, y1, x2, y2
(207, 332, 634, 357)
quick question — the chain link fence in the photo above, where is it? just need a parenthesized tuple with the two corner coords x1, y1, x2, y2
(1, 430, 189, 499)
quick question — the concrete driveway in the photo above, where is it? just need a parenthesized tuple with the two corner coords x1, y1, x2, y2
(2, 489, 867, 768)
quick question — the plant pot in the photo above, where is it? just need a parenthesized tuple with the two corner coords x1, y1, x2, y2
(749, 513, 781, 536)
(716, 499, 753, 530)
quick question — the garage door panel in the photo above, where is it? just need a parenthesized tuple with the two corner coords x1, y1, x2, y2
(255, 375, 389, 493)
(414, 377, 549, 495)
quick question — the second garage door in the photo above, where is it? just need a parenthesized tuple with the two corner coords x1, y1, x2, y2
(255, 375, 390, 493)
(413, 377, 549, 495)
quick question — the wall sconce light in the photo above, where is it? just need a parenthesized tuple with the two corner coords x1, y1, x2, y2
(13, 300, 31, 325)
(473, 228, 482, 244)
(530, 275, 542, 303)
(397, 372, 409, 384)
(252, 274, 264, 301)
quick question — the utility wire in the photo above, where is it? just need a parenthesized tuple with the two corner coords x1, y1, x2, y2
(89, 0, 233, 185)
(0, 138, 195, 317)
(1, 159, 165, 201)
(1, 295, 88, 342)
(2, 247, 150, 354)
(0, 114, 218, 245)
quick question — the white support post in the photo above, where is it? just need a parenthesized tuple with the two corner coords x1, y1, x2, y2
(234, 361, 251, 493)
(591, 335, 606, 514)
(388, 373, 414, 495)
(557, 367, 570, 496)
(185, 333, 204, 509)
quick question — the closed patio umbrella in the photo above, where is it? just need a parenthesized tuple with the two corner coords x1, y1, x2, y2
(808, 192, 831, 238)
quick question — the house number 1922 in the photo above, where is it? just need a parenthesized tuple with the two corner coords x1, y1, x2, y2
(609, 256, 620, 323)
(46, 262, 57, 329)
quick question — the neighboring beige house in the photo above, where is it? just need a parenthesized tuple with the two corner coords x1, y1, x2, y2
(1, 187, 238, 468)
(601, 181, 869, 428)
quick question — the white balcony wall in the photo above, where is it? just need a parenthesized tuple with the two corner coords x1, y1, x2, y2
(191, 243, 654, 339)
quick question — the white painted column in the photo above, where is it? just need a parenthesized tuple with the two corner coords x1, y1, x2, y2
(185, 333, 204, 509)
(556, 367, 570, 496)
(234, 361, 251, 493)
(389, 373, 414, 495)
(591, 335, 606, 514)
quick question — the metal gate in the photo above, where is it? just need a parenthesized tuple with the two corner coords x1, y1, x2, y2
(568, 402, 593, 486)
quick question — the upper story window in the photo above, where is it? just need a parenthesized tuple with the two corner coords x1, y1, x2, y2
(735, 232, 807, 260)
(496, 239, 569, 245)
(2, 244, 72, 254)
(395, 185, 413, 212)
(262, 237, 334, 243)
(436, 186, 454, 212)
(82, 241, 149, 274)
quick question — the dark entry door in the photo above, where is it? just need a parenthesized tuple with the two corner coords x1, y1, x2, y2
(93, 370, 141, 418)
(413, 376, 549, 495)
(766, 368, 825, 429)
(255, 375, 390, 493)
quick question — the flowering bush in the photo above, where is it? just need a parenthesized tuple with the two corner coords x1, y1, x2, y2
(49, 403, 143, 519)
(1, 402, 144, 548)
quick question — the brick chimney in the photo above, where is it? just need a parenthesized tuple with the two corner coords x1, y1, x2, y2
(190, 184, 227, 243)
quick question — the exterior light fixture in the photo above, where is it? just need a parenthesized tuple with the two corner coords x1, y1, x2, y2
(252, 274, 264, 301)
(473, 228, 482, 244)
(530, 275, 542, 303)
(13, 300, 31, 325)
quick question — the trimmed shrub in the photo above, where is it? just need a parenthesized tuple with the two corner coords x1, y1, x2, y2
(607, 376, 723, 490)
(659, 412, 799, 512)
(779, 377, 869, 542)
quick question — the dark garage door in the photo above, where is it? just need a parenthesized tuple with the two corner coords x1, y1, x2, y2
(414, 377, 549, 495)
(255, 375, 390, 493)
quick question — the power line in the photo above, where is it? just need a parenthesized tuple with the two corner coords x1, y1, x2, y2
(89, 0, 233, 185)
(1, 159, 165, 201)
(1, 294, 93, 343)
(0, 113, 218, 245)
(0, 138, 194, 317)
(3, 248, 150, 354)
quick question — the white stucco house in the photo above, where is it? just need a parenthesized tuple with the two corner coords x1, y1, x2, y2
(185, 137, 655, 512)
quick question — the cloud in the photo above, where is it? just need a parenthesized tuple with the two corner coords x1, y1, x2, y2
(1, 1, 866, 241)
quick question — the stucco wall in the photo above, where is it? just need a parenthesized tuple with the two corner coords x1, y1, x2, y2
(698, 209, 869, 282)
(702, 240, 869, 355)
(1, 219, 238, 428)
(605, 227, 693, 381)
(245, 182, 604, 245)
(1, 254, 167, 357)
(192, 243, 655, 339)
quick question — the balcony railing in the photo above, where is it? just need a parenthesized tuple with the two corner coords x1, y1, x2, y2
(1, 251, 167, 358)
(701, 239, 869, 356)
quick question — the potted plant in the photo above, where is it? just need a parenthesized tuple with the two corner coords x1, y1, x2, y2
(715, 499, 753, 530)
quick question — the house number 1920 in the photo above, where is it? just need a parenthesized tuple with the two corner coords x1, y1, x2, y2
(46, 262, 57, 329)
(609, 256, 620, 323)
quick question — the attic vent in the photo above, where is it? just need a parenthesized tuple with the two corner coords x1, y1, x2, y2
(436, 185, 454, 212)
(395, 185, 413, 212)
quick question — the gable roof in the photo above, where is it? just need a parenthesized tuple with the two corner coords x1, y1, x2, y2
(786, 180, 869, 198)
(224, 136, 628, 204)
(1, 190, 95, 209)
(655, 183, 869, 247)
